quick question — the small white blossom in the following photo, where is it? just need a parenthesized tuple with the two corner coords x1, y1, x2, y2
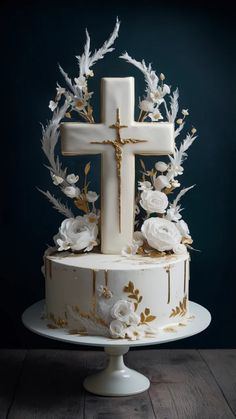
(168, 164, 184, 177)
(97, 285, 113, 299)
(154, 175, 171, 191)
(74, 76, 87, 90)
(86, 191, 99, 202)
(49, 100, 58, 111)
(182, 109, 189, 116)
(51, 173, 64, 185)
(55, 85, 66, 101)
(139, 100, 155, 112)
(62, 186, 80, 198)
(122, 242, 139, 257)
(155, 161, 168, 172)
(148, 110, 163, 121)
(138, 181, 152, 191)
(66, 174, 79, 184)
(165, 206, 182, 222)
(125, 325, 145, 340)
(109, 320, 126, 338)
(171, 179, 181, 188)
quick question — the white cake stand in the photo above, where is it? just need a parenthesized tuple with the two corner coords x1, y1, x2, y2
(22, 300, 211, 396)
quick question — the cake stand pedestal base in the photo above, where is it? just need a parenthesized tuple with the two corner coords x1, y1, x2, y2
(22, 300, 211, 397)
(84, 346, 150, 396)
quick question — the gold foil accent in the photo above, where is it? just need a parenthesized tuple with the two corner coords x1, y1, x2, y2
(48, 312, 67, 327)
(91, 108, 147, 232)
(124, 281, 156, 323)
(163, 326, 177, 333)
(165, 266, 171, 304)
(169, 295, 187, 318)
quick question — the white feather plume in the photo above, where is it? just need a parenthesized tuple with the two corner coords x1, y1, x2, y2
(76, 17, 120, 76)
(169, 133, 197, 168)
(172, 185, 195, 209)
(120, 52, 158, 94)
(38, 189, 74, 218)
(167, 88, 179, 122)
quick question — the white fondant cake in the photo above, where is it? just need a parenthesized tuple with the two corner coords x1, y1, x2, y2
(44, 251, 190, 339)
(40, 20, 198, 340)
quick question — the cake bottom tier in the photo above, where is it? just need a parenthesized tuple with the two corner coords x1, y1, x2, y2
(44, 251, 190, 340)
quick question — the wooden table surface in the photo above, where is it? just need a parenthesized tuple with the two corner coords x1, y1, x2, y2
(0, 349, 235, 419)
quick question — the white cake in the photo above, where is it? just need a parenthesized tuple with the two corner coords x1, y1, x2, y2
(44, 250, 190, 338)
(40, 20, 197, 340)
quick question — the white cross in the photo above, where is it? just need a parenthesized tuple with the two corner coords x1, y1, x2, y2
(61, 77, 174, 254)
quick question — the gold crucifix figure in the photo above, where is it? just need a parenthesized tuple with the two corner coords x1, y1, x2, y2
(91, 108, 147, 232)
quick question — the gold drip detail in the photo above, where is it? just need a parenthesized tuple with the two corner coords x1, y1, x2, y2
(105, 270, 109, 287)
(90, 108, 147, 232)
(92, 270, 97, 315)
(46, 259, 52, 279)
(165, 266, 171, 304)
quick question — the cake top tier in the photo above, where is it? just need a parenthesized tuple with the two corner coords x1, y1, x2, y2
(47, 251, 189, 271)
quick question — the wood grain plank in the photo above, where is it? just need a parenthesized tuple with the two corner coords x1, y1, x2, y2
(7, 349, 87, 419)
(126, 349, 236, 419)
(0, 350, 26, 419)
(200, 349, 236, 416)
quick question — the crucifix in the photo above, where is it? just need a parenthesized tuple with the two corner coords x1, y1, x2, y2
(61, 77, 174, 254)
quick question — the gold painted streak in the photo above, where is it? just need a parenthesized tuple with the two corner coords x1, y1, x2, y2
(105, 270, 109, 287)
(166, 267, 171, 304)
(92, 270, 96, 315)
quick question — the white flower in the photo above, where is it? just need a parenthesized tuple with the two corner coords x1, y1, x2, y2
(62, 186, 80, 198)
(154, 175, 171, 191)
(74, 76, 87, 90)
(122, 242, 139, 257)
(54, 216, 98, 252)
(141, 217, 182, 252)
(97, 285, 113, 299)
(140, 190, 168, 214)
(86, 191, 99, 202)
(55, 85, 66, 101)
(138, 181, 152, 191)
(166, 206, 182, 222)
(51, 173, 64, 185)
(155, 161, 168, 172)
(133, 231, 144, 246)
(171, 179, 181, 188)
(111, 300, 134, 323)
(168, 164, 184, 177)
(182, 109, 189, 116)
(49, 100, 58, 111)
(176, 219, 191, 239)
(66, 173, 79, 184)
(109, 320, 126, 338)
(139, 100, 155, 112)
(125, 325, 145, 340)
(86, 69, 94, 77)
(173, 243, 187, 255)
(74, 98, 87, 110)
(148, 110, 163, 121)
(127, 311, 140, 326)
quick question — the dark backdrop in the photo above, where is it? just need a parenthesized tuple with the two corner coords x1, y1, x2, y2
(1, 0, 235, 349)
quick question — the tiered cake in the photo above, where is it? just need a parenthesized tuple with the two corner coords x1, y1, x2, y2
(41, 19, 197, 340)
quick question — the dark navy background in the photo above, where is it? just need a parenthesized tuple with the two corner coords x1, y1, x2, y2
(1, 0, 235, 349)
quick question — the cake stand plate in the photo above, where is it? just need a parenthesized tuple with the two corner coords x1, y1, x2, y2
(22, 300, 211, 396)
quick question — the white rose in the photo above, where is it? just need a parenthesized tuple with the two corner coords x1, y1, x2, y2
(139, 100, 155, 112)
(127, 311, 140, 326)
(140, 190, 168, 214)
(176, 219, 191, 239)
(86, 191, 99, 202)
(141, 217, 182, 251)
(154, 175, 171, 191)
(109, 320, 126, 338)
(55, 216, 98, 252)
(173, 243, 187, 255)
(62, 186, 80, 198)
(66, 173, 79, 184)
(155, 161, 168, 172)
(110, 300, 134, 323)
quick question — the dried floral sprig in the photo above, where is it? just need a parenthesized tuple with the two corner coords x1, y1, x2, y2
(38, 189, 74, 218)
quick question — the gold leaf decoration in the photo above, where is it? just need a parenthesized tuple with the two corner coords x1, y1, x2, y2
(49, 312, 68, 328)
(163, 326, 177, 333)
(145, 308, 150, 316)
(140, 159, 146, 171)
(74, 194, 89, 213)
(169, 295, 187, 318)
(84, 161, 91, 175)
(123, 281, 157, 323)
